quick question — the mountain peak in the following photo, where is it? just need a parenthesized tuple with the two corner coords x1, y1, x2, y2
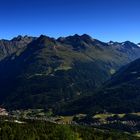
(108, 41, 115, 45)
(73, 34, 80, 37)
(11, 35, 35, 42)
(122, 41, 139, 48)
(11, 35, 25, 41)
(137, 43, 140, 47)
(32, 35, 56, 48)
(38, 35, 55, 41)
(72, 34, 93, 40)
(81, 34, 92, 39)
(37, 35, 55, 43)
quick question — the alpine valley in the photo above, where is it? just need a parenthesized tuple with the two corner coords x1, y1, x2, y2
(0, 34, 140, 113)
(2, 34, 140, 139)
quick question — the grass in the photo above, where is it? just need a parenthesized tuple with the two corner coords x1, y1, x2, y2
(132, 112, 140, 116)
(56, 116, 74, 124)
(93, 113, 126, 120)
(93, 113, 114, 120)
(54, 66, 72, 71)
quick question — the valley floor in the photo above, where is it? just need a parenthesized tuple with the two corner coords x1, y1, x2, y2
(0, 119, 139, 140)
(1, 109, 140, 139)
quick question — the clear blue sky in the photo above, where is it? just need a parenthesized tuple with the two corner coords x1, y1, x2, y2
(0, 0, 140, 43)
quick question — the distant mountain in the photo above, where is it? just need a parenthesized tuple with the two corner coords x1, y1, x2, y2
(0, 36, 35, 60)
(0, 34, 140, 110)
(138, 43, 140, 47)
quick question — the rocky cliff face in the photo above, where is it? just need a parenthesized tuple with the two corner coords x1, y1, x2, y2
(0, 36, 35, 60)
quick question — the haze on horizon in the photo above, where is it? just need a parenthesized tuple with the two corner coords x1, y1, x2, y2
(0, 0, 140, 43)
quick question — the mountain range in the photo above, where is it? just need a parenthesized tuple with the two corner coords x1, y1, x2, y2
(0, 34, 140, 114)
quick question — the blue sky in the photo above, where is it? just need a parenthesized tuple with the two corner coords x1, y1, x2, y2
(0, 0, 140, 43)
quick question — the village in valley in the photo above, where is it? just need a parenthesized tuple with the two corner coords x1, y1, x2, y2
(0, 107, 140, 137)
(0, 107, 8, 116)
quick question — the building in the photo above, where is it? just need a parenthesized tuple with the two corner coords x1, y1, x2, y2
(0, 108, 8, 116)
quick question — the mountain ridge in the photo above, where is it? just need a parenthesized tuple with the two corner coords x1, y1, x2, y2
(0, 34, 140, 111)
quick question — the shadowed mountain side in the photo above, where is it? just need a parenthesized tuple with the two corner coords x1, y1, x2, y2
(0, 34, 140, 110)
(57, 58, 140, 115)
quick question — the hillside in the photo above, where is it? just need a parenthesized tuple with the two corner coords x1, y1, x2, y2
(0, 120, 138, 140)
(0, 34, 140, 109)
(59, 58, 140, 115)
